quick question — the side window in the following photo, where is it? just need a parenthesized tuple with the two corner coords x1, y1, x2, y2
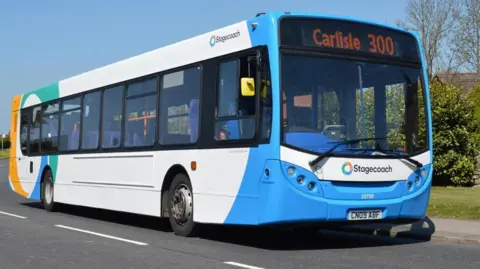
(20, 109, 29, 155)
(125, 77, 157, 147)
(60, 97, 81, 151)
(215, 55, 257, 141)
(217, 60, 238, 117)
(159, 66, 201, 145)
(102, 86, 123, 148)
(40, 102, 60, 153)
(82, 91, 101, 150)
(30, 106, 41, 154)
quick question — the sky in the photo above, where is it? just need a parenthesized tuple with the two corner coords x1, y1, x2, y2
(0, 0, 408, 134)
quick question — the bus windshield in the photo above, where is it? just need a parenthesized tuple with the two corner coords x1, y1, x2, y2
(281, 54, 428, 157)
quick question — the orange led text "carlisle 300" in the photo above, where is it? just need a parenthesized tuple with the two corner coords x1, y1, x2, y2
(312, 29, 395, 56)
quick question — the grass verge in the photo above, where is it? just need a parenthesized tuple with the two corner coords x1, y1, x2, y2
(427, 187, 480, 220)
(0, 150, 9, 159)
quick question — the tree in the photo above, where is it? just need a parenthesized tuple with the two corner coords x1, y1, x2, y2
(430, 80, 480, 186)
(0, 133, 10, 150)
(452, 0, 480, 78)
(396, 0, 460, 81)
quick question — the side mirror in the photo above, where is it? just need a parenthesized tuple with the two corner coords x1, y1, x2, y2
(240, 77, 255, 96)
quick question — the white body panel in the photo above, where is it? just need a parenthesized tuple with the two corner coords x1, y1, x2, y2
(72, 154, 156, 187)
(52, 149, 250, 223)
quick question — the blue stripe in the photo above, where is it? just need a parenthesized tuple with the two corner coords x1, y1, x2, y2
(8, 178, 13, 191)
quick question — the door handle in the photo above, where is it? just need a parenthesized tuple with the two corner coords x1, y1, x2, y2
(30, 161, 33, 173)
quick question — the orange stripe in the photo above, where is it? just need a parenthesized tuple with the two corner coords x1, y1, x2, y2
(9, 95, 28, 198)
(128, 115, 155, 121)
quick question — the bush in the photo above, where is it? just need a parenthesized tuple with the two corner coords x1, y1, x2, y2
(430, 81, 480, 186)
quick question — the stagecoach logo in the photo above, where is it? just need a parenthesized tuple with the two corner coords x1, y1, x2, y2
(342, 161, 353, 175)
(209, 30, 241, 47)
(341, 161, 393, 176)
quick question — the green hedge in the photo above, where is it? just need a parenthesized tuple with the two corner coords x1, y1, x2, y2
(430, 81, 480, 186)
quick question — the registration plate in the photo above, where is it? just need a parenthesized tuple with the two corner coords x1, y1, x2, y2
(348, 209, 383, 220)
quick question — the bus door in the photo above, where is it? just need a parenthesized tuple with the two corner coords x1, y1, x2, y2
(25, 106, 45, 185)
(10, 98, 30, 193)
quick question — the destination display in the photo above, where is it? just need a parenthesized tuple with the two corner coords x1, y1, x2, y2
(280, 18, 420, 61)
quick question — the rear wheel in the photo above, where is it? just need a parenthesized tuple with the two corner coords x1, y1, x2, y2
(41, 169, 57, 212)
(167, 173, 198, 237)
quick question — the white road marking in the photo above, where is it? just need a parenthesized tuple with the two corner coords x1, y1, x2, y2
(54, 224, 148, 246)
(0, 210, 27, 219)
(224, 261, 265, 269)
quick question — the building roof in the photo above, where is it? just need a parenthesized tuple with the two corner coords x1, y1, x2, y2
(433, 72, 480, 93)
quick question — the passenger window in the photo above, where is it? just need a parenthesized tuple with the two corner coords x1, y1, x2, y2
(215, 56, 257, 141)
(30, 106, 41, 154)
(40, 102, 60, 153)
(102, 86, 124, 148)
(60, 97, 81, 151)
(82, 91, 101, 150)
(125, 77, 157, 147)
(20, 110, 29, 155)
(159, 66, 201, 145)
(217, 60, 238, 117)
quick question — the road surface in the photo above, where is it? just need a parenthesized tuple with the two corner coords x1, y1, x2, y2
(0, 159, 479, 269)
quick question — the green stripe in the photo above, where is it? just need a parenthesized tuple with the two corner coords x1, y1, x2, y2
(49, 155, 59, 184)
(20, 82, 60, 108)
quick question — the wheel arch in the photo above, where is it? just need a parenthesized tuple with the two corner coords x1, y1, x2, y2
(161, 164, 190, 217)
(40, 165, 52, 185)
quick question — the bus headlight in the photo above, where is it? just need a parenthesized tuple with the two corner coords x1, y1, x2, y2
(288, 167, 295, 176)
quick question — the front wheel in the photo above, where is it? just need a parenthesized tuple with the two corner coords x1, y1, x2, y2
(167, 173, 198, 237)
(41, 169, 57, 212)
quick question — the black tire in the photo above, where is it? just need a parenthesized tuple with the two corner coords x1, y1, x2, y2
(167, 173, 198, 237)
(41, 169, 57, 212)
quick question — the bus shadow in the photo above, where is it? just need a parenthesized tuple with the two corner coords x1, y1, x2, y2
(20, 201, 428, 251)
(198, 225, 428, 251)
(20, 202, 173, 232)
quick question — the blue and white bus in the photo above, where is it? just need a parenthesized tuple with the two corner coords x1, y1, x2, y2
(9, 12, 432, 237)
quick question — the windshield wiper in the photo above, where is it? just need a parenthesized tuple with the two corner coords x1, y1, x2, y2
(308, 137, 386, 167)
(367, 144, 423, 168)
